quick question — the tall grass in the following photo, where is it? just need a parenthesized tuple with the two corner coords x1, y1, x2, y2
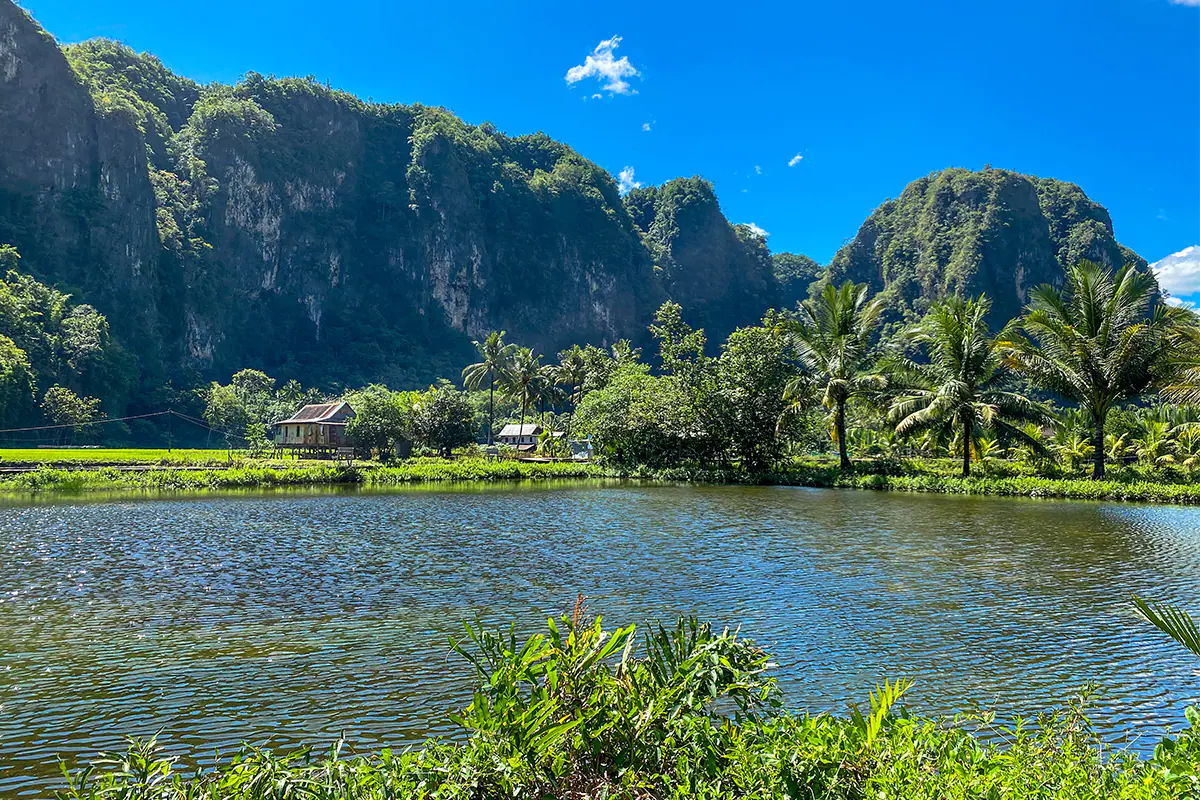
(641, 457, 1200, 504)
(0, 459, 606, 492)
(365, 458, 604, 484)
(57, 611, 1200, 799)
(9, 450, 1200, 504)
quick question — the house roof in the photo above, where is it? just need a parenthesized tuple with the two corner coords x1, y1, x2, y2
(275, 401, 354, 425)
(497, 423, 542, 437)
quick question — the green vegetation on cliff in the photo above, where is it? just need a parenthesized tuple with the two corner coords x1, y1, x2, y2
(2, 3, 785, 404)
(627, 177, 777, 342)
(773, 251, 824, 309)
(0, 3, 1156, 445)
(0, 245, 134, 424)
(826, 167, 1153, 326)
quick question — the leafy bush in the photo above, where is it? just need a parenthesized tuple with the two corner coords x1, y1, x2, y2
(56, 612, 1200, 799)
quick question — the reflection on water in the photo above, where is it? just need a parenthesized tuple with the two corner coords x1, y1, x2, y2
(1, 484, 1199, 794)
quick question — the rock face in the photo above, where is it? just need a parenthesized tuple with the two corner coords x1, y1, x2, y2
(0, 3, 706, 388)
(0, 3, 1153, 397)
(826, 168, 1151, 326)
(0, 4, 163, 367)
(625, 177, 777, 342)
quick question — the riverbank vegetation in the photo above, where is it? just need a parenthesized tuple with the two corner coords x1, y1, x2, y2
(58, 609, 1200, 799)
(15, 451, 1200, 504)
(570, 261, 1196, 482)
(11, 260, 1200, 503)
(0, 457, 604, 492)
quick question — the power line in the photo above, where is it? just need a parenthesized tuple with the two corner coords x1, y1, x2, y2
(165, 411, 250, 441)
(0, 410, 249, 442)
(0, 410, 171, 433)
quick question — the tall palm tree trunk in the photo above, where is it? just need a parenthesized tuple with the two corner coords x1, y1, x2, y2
(835, 399, 851, 470)
(564, 385, 575, 438)
(961, 415, 972, 478)
(518, 400, 527, 452)
(1093, 411, 1107, 480)
(487, 373, 495, 446)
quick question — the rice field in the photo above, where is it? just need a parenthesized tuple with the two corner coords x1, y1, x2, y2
(0, 448, 242, 466)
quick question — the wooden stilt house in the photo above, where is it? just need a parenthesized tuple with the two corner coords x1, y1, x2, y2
(272, 401, 356, 458)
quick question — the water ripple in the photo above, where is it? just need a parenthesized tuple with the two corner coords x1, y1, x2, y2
(1, 484, 1199, 794)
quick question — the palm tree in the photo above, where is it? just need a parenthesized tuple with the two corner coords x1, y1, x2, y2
(554, 345, 589, 411)
(1176, 425, 1200, 472)
(778, 280, 886, 469)
(1053, 427, 1094, 472)
(973, 436, 1005, 470)
(1001, 261, 1188, 479)
(549, 347, 588, 438)
(610, 339, 641, 366)
(915, 429, 949, 459)
(887, 295, 1051, 477)
(535, 363, 563, 427)
(1132, 419, 1176, 467)
(461, 331, 514, 446)
(506, 347, 545, 443)
(1160, 320, 1200, 405)
(1104, 432, 1129, 464)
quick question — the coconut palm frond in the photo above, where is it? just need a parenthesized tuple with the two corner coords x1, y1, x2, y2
(777, 280, 884, 469)
(887, 294, 1041, 476)
(1132, 596, 1200, 658)
(1004, 261, 1189, 479)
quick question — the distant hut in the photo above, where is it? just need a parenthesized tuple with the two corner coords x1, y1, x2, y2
(496, 423, 542, 451)
(272, 401, 355, 458)
(496, 423, 564, 453)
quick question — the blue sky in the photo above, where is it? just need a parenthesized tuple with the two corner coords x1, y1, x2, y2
(21, 0, 1200, 281)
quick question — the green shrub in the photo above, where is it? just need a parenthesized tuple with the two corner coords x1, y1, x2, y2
(57, 613, 1199, 799)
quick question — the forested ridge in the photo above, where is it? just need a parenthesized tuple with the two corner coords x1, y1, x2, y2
(0, 1, 1152, 437)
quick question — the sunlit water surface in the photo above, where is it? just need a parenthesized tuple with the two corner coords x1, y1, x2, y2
(1, 484, 1199, 794)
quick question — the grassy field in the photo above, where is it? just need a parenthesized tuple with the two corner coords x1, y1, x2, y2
(0, 448, 251, 466)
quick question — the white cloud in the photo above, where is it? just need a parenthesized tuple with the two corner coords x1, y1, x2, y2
(754, 165, 763, 175)
(788, 153, 803, 167)
(1169, 0, 1200, 6)
(566, 36, 640, 95)
(744, 222, 769, 238)
(642, 122, 651, 131)
(1151, 245, 1200, 299)
(617, 166, 641, 195)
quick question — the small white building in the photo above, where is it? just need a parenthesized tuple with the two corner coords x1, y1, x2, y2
(496, 423, 542, 450)
(496, 423, 565, 451)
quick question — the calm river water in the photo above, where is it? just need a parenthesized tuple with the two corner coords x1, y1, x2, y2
(1, 483, 1199, 794)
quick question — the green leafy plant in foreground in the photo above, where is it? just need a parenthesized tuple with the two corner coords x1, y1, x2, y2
(55, 609, 1200, 799)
